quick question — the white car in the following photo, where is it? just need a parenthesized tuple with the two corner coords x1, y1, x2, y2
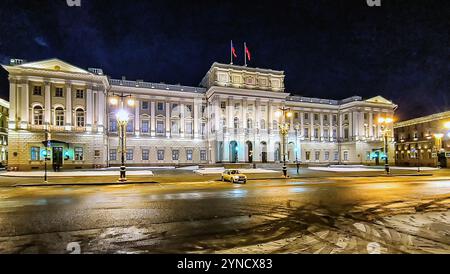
(221, 169, 247, 184)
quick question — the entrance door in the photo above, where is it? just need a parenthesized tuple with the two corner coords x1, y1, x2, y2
(260, 142, 268, 163)
(53, 147, 63, 171)
(246, 141, 253, 163)
(230, 141, 238, 163)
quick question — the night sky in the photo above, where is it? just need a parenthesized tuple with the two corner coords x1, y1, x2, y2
(0, 0, 448, 121)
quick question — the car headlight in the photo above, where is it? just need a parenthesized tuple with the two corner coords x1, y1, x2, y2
(234, 176, 240, 180)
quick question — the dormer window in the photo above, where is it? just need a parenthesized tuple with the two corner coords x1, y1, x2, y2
(55, 87, 64, 97)
(33, 86, 42, 96)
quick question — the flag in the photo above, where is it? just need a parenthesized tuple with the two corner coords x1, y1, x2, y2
(231, 41, 237, 58)
(245, 44, 251, 61)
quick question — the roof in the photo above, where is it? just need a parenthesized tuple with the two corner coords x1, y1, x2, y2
(394, 110, 450, 128)
(109, 79, 206, 94)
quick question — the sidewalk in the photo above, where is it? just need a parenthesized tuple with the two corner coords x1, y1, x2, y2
(0, 170, 154, 177)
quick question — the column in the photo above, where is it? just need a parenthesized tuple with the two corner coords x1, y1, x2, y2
(320, 113, 324, 139)
(165, 102, 170, 137)
(214, 97, 220, 134)
(86, 86, 93, 131)
(150, 101, 156, 137)
(268, 101, 274, 132)
(134, 99, 140, 136)
(180, 102, 185, 137)
(227, 97, 233, 129)
(310, 112, 314, 140)
(20, 81, 30, 129)
(300, 111, 304, 138)
(65, 84, 72, 130)
(44, 82, 51, 126)
(369, 111, 374, 138)
(194, 98, 200, 138)
(242, 98, 247, 129)
(339, 113, 343, 138)
(98, 90, 105, 132)
(348, 111, 353, 140)
(329, 114, 333, 141)
(8, 80, 17, 129)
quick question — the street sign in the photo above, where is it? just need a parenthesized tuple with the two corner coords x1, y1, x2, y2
(445, 152, 450, 158)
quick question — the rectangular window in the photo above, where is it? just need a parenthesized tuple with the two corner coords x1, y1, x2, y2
(333, 129, 337, 138)
(110, 149, 117, 161)
(314, 114, 319, 121)
(171, 121, 179, 134)
(186, 150, 193, 161)
(141, 120, 149, 133)
(126, 121, 134, 133)
(324, 115, 328, 122)
(126, 149, 134, 161)
(314, 128, 319, 138)
(74, 147, 84, 161)
(334, 151, 339, 161)
(304, 113, 309, 120)
(186, 105, 193, 116)
(157, 150, 165, 161)
(201, 122, 206, 136)
(76, 89, 84, 99)
(142, 149, 150, 161)
(343, 151, 349, 161)
(156, 121, 165, 134)
(220, 102, 226, 109)
(185, 121, 193, 135)
(325, 151, 330, 161)
(332, 115, 337, 123)
(172, 150, 179, 161)
(142, 101, 149, 110)
(55, 87, 64, 97)
(31, 147, 40, 161)
(315, 151, 320, 161)
(344, 128, 349, 139)
(157, 102, 164, 111)
(200, 150, 207, 161)
(94, 150, 101, 157)
(33, 86, 42, 96)
(324, 129, 329, 138)
(304, 128, 309, 138)
(110, 118, 117, 132)
(305, 151, 311, 161)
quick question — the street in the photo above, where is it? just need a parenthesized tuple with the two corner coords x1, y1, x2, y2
(0, 174, 449, 254)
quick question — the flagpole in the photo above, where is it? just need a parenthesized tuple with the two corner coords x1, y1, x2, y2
(230, 40, 233, 65)
(244, 42, 247, 67)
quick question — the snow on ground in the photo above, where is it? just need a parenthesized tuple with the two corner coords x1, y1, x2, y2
(309, 167, 378, 172)
(194, 168, 278, 175)
(0, 170, 154, 177)
(309, 166, 439, 172)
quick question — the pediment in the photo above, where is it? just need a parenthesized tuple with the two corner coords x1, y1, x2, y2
(365, 96, 393, 105)
(17, 58, 90, 74)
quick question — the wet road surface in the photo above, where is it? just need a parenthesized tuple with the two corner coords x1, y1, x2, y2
(0, 176, 449, 254)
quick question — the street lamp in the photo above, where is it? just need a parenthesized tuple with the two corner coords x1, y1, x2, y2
(276, 106, 293, 178)
(109, 93, 135, 182)
(378, 116, 394, 174)
(116, 109, 129, 182)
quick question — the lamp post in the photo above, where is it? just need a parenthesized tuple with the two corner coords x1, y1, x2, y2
(44, 130, 50, 183)
(276, 106, 293, 178)
(378, 117, 393, 175)
(110, 93, 135, 182)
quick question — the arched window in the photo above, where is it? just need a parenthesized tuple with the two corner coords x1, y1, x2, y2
(76, 109, 85, 127)
(234, 117, 239, 129)
(33, 106, 43, 125)
(247, 118, 253, 129)
(55, 107, 65, 126)
(260, 119, 266, 130)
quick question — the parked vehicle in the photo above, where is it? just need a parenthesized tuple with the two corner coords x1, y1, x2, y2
(221, 169, 247, 184)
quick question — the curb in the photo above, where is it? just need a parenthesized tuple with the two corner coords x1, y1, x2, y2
(13, 181, 159, 187)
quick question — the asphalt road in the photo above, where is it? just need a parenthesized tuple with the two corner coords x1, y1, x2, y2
(0, 175, 449, 254)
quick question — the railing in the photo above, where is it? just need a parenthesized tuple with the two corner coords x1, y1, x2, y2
(109, 79, 207, 93)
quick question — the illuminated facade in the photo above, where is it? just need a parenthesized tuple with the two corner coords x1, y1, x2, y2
(0, 98, 9, 165)
(3, 58, 397, 170)
(394, 111, 450, 168)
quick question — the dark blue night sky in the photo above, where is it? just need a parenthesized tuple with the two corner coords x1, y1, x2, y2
(0, 0, 448, 121)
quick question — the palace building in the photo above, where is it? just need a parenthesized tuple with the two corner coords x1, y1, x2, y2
(394, 111, 450, 168)
(3, 58, 396, 171)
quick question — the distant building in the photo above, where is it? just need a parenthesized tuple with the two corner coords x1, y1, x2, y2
(0, 99, 9, 165)
(394, 111, 450, 168)
(3, 58, 396, 171)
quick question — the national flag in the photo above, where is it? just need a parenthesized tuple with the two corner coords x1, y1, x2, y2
(245, 44, 251, 61)
(231, 41, 237, 58)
